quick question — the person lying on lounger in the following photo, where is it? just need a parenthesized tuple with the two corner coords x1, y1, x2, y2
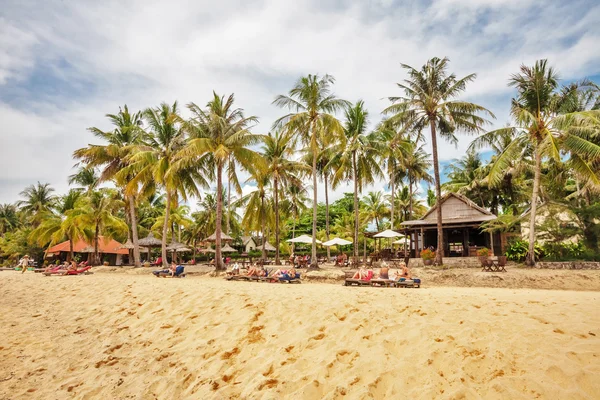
(246, 265, 266, 277)
(227, 263, 240, 276)
(351, 266, 367, 280)
(271, 268, 289, 279)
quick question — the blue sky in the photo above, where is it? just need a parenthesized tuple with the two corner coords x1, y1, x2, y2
(0, 0, 599, 204)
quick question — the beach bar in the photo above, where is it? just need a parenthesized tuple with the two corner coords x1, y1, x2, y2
(401, 193, 504, 258)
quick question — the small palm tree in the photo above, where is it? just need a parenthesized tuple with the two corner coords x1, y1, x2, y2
(18, 182, 57, 224)
(361, 191, 389, 231)
(179, 93, 260, 270)
(68, 166, 99, 193)
(385, 57, 494, 265)
(404, 144, 432, 219)
(0, 204, 19, 234)
(273, 74, 349, 267)
(481, 60, 600, 265)
(237, 167, 272, 260)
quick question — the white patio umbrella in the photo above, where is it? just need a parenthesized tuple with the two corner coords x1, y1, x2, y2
(392, 237, 408, 244)
(287, 234, 322, 244)
(373, 229, 403, 238)
(322, 237, 353, 246)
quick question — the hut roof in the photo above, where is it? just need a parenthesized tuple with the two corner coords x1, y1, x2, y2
(221, 244, 237, 252)
(47, 237, 128, 255)
(166, 241, 187, 251)
(401, 193, 497, 227)
(240, 236, 256, 245)
(119, 239, 135, 249)
(262, 241, 277, 251)
(205, 231, 234, 241)
(138, 232, 163, 247)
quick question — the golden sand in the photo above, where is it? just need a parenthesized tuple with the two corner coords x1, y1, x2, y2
(1, 272, 599, 399)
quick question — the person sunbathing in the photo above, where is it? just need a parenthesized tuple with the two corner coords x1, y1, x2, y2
(227, 263, 241, 276)
(271, 268, 289, 279)
(398, 262, 412, 280)
(168, 262, 178, 277)
(379, 265, 389, 279)
(351, 267, 366, 280)
(246, 265, 264, 277)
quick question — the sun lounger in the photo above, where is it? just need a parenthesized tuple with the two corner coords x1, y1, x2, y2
(278, 272, 301, 284)
(395, 278, 421, 288)
(370, 278, 395, 287)
(344, 270, 374, 286)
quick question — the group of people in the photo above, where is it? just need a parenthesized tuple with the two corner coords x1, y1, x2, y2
(351, 261, 412, 281)
(42, 260, 91, 275)
(228, 262, 299, 281)
(288, 254, 311, 267)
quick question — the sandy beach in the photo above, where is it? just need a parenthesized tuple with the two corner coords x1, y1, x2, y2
(1, 272, 599, 399)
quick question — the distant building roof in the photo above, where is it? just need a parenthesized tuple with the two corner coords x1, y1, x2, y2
(241, 236, 256, 245)
(401, 193, 497, 227)
(47, 236, 128, 255)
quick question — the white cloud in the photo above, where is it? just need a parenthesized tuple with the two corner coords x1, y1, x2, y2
(0, 0, 599, 206)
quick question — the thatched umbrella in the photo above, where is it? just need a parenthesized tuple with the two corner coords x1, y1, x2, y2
(263, 241, 277, 252)
(204, 231, 234, 242)
(119, 239, 135, 250)
(221, 244, 236, 253)
(166, 241, 187, 251)
(138, 232, 163, 247)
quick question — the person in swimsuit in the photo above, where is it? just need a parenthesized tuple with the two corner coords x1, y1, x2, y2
(351, 266, 366, 279)
(379, 265, 389, 279)
(398, 262, 412, 280)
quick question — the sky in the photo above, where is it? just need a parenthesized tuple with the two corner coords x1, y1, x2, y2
(1, 0, 599, 206)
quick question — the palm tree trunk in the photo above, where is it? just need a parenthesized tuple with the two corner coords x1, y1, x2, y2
(526, 145, 542, 267)
(390, 166, 395, 230)
(161, 192, 171, 268)
(311, 149, 318, 268)
(128, 196, 141, 268)
(430, 123, 444, 266)
(352, 151, 359, 260)
(324, 172, 331, 262)
(274, 176, 280, 265)
(408, 177, 413, 219)
(69, 236, 74, 263)
(261, 194, 267, 261)
(226, 156, 231, 235)
(215, 163, 224, 270)
(94, 223, 100, 266)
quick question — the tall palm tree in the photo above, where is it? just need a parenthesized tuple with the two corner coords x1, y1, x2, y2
(180, 93, 260, 270)
(332, 101, 382, 260)
(0, 204, 19, 234)
(273, 74, 349, 267)
(237, 167, 272, 260)
(482, 60, 600, 265)
(280, 183, 310, 243)
(385, 57, 494, 265)
(262, 131, 306, 264)
(123, 102, 205, 268)
(74, 105, 146, 267)
(376, 121, 411, 229)
(18, 182, 57, 223)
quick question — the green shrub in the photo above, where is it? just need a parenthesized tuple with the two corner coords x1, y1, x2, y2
(505, 240, 543, 262)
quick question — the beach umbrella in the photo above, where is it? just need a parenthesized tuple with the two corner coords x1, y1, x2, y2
(322, 237, 353, 246)
(200, 247, 216, 253)
(204, 231, 234, 242)
(392, 237, 408, 244)
(167, 241, 188, 251)
(221, 244, 237, 253)
(287, 234, 322, 244)
(262, 241, 277, 252)
(138, 232, 163, 247)
(373, 229, 403, 238)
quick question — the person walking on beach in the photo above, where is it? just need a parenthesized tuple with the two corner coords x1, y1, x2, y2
(19, 255, 30, 274)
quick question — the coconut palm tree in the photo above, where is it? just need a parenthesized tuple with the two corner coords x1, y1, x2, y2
(361, 191, 389, 231)
(122, 102, 205, 268)
(280, 183, 310, 243)
(385, 57, 494, 265)
(179, 93, 260, 270)
(404, 144, 432, 219)
(30, 190, 88, 261)
(261, 131, 306, 264)
(18, 182, 57, 223)
(73, 105, 146, 267)
(481, 60, 600, 265)
(273, 74, 349, 267)
(72, 189, 128, 265)
(0, 204, 19, 234)
(332, 101, 382, 260)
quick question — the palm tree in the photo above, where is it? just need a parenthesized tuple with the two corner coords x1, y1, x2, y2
(376, 121, 411, 229)
(73, 189, 128, 265)
(261, 131, 306, 264)
(404, 144, 432, 219)
(361, 191, 389, 231)
(385, 57, 494, 265)
(482, 60, 600, 265)
(74, 105, 146, 267)
(123, 102, 205, 268)
(237, 167, 272, 260)
(30, 190, 87, 262)
(273, 74, 349, 267)
(180, 93, 260, 270)
(68, 166, 99, 193)
(280, 183, 310, 243)
(0, 204, 19, 234)
(18, 182, 57, 223)
(332, 101, 382, 260)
